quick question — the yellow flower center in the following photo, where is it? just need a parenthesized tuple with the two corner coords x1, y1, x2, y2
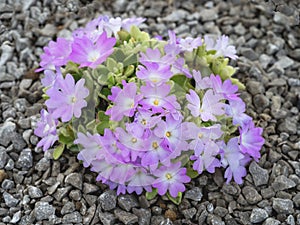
(141, 119, 147, 125)
(153, 99, 159, 106)
(166, 131, 171, 137)
(152, 142, 159, 149)
(131, 138, 137, 143)
(71, 96, 77, 103)
(165, 173, 172, 180)
(198, 133, 203, 138)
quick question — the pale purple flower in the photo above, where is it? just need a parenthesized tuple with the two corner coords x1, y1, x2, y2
(192, 70, 212, 90)
(154, 114, 185, 152)
(239, 121, 264, 160)
(190, 140, 221, 174)
(164, 30, 181, 57)
(220, 138, 249, 184)
(106, 81, 143, 121)
(41, 67, 63, 88)
(69, 32, 116, 68)
(210, 74, 239, 100)
(37, 38, 72, 71)
(122, 17, 146, 32)
(105, 17, 122, 37)
(108, 164, 136, 185)
(34, 109, 58, 151)
(179, 37, 202, 52)
(204, 35, 238, 60)
(137, 63, 173, 85)
(46, 74, 89, 122)
(186, 89, 225, 121)
(171, 58, 192, 78)
(140, 133, 171, 169)
(139, 48, 175, 67)
(140, 82, 180, 114)
(74, 132, 102, 167)
(152, 162, 191, 197)
(100, 128, 130, 164)
(115, 126, 149, 161)
(127, 169, 154, 194)
(225, 98, 252, 127)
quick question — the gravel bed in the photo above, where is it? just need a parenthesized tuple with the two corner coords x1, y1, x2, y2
(0, 0, 299, 224)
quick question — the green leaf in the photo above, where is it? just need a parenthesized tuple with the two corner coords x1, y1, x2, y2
(53, 144, 65, 160)
(167, 192, 182, 205)
(118, 30, 131, 42)
(186, 167, 199, 179)
(146, 188, 158, 200)
(111, 48, 126, 62)
(123, 54, 138, 67)
(124, 65, 135, 77)
(107, 58, 118, 72)
(96, 121, 110, 135)
(58, 126, 75, 146)
(98, 111, 109, 121)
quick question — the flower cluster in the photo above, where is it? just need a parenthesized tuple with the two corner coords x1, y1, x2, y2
(35, 16, 264, 199)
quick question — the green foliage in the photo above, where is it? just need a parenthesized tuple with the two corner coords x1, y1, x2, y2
(167, 192, 182, 205)
(53, 144, 65, 160)
(146, 188, 158, 200)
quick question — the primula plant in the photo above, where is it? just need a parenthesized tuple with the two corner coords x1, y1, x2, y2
(34, 16, 264, 203)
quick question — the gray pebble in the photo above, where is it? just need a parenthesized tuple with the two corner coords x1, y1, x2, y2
(184, 187, 203, 201)
(263, 218, 281, 225)
(1, 179, 15, 190)
(292, 193, 300, 207)
(60, 202, 75, 215)
(163, 9, 188, 22)
(253, 94, 270, 112)
(259, 54, 273, 69)
(132, 208, 151, 225)
(65, 173, 83, 190)
(242, 186, 262, 204)
(118, 195, 139, 212)
(16, 148, 33, 169)
(99, 190, 117, 211)
(99, 212, 116, 225)
(274, 56, 294, 69)
(271, 175, 296, 192)
(278, 117, 298, 134)
(250, 208, 268, 223)
(272, 198, 294, 214)
(207, 214, 225, 225)
(240, 48, 258, 61)
(249, 161, 269, 186)
(0, 41, 14, 67)
(114, 208, 138, 225)
(200, 9, 218, 21)
(35, 157, 50, 172)
(10, 210, 21, 224)
(28, 186, 43, 198)
(83, 183, 100, 194)
(247, 80, 264, 95)
(3, 192, 19, 207)
(53, 186, 72, 202)
(0, 120, 16, 147)
(62, 211, 82, 223)
(182, 207, 197, 219)
(0, 150, 8, 169)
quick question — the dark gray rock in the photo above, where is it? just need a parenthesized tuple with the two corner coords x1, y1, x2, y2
(65, 173, 83, 190)
(16, 148, 33, 169)
(240, 48, 258, 60)
(3, 192, 19, 207)
(35, 157, 51, 172)
(114, 209, 138, 225)
(182, 207, 197, 219)
(263, 218, 281, 225)
(132, 208, 151, 225)
(0, 120, 16, 147)
(99, 190, 117, 211)
(0, 150, 8, 169)
(253, 94, 270, 111)
(62, 211, 82, 223)
(1, 179, 14, 190)
(99, 212, 116, 225)
(247, 80, 264, 95)
(272, 175, 296, 192)
(242, 186, 262, 204)
(250, 208, 268, 223)
(207, 214, 225, 225)
(184, 187, 203, 201)
(118, 195, 139, 211)
(28, 186, 43, 198)
(61, 202, 75, 215)
(249, 161, 269, 186)
(272, 198, 294, 214)
(34, 202, 55, 221)
(83, 183, 100, 194)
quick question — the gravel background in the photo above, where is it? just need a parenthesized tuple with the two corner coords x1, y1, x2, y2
(0, 0, 300, 224)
